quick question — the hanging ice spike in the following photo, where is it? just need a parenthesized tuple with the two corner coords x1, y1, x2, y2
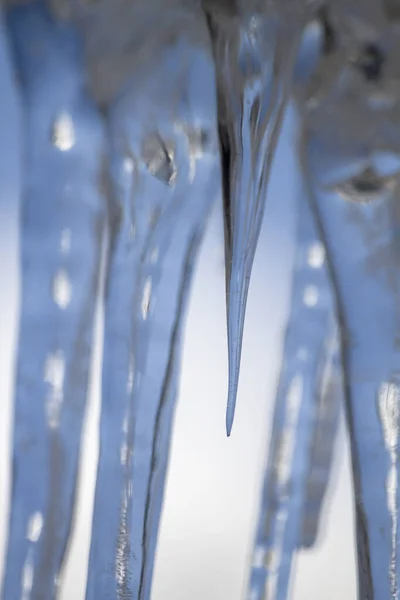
(295, 2, 400, 596)
(246, 172, 341, 600)
(84, 3, 220, 599)
(204, 0, 318, 435)
(1, 3, 106, 599)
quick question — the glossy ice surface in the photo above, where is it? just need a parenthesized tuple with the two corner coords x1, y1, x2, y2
(295, 2, 400, 597)
(1, 0, 399, 599)
(2, 6, 106, 598)
(205, 0, 313, 435)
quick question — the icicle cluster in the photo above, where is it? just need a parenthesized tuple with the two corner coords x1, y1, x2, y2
(1, 0, 400, 599)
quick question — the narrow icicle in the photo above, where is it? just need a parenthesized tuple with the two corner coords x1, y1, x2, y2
(1, 4, 106, 599)
(246, 176, 339, 600)
(299, 336, 341, 548)
(295, 3, 400, 596)
(84, 4, 220, 599)
(204, 0, 316, 435)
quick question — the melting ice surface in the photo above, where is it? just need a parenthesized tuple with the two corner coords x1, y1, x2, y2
(205, 0, 315, 435)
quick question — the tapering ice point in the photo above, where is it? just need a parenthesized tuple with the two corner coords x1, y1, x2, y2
(225, 261, 251, 436)
(209, 2, 306, 435)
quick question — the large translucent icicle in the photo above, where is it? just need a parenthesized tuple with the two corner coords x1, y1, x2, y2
(205, 0, 315, 435)
(1, 4, 106, 599)
(85, 6, 220, 599)
(246, 177, 339, 600)
(295, 3, 400, 596)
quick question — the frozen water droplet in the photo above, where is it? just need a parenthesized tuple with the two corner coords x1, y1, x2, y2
(26, 512, 43, 543)
(123, 156, 134, 175)
(21, 551, 33, 600)
(51, 111, 76, 151)
(307, 241, 325, 268)
(303, 285, 319, 307)
(150, 248, 159, 264)
(127, 353, 135, 394)
(60, 229, 71, 254)
(141, 277, 152, 320)
(52, 269, 72, 309)
(120, 443, 129, 466)
(122, 415, 129, 436)
(44, 351, 66, 429)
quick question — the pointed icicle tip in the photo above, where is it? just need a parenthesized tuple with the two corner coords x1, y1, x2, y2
(224, 259, 250, 436)
(211, 4, 302, 436)
(226, 370, 239, 436)
(226, 414, 233, 437)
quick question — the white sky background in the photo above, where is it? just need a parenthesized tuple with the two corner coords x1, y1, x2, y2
(0, 19, 357, 600)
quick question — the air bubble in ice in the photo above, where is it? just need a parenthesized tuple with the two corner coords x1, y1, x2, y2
(51, 112, 76, 151)
(52, 269, 72, 309)
(303, 285, 319, 307)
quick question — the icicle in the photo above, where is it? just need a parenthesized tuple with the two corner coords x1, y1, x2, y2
(295, 3, 400, 596)
(1, 4, 106, 599)
(85, 5, 220, 599)
(299, 336, 341, 549)
(246, 176, 339, 600)
(204, 0, 316, 435)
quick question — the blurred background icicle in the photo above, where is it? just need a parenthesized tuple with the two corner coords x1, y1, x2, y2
(299, 334, 342, 550)
(1, 3, 106, 599)
(85, 4, 220, 599)
(204, 0, 316, 435)
(295, 1, 400, 596)
(246, 172, 340, 600)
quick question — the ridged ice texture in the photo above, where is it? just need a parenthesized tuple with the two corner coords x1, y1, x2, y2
(246, 176, 339, 600)
(205, 0, 314, 435)
(1, 4, 106, 599)
(85, 7, 220, 600)
(295, 2, 400, 597)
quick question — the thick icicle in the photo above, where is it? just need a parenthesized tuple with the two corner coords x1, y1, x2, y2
(204, 0, 316, 435)
(246, 176, 339, 600)
(1, 4, 106, 599)
(85, 4, 220, 599)
(295, 2, 400, 596)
